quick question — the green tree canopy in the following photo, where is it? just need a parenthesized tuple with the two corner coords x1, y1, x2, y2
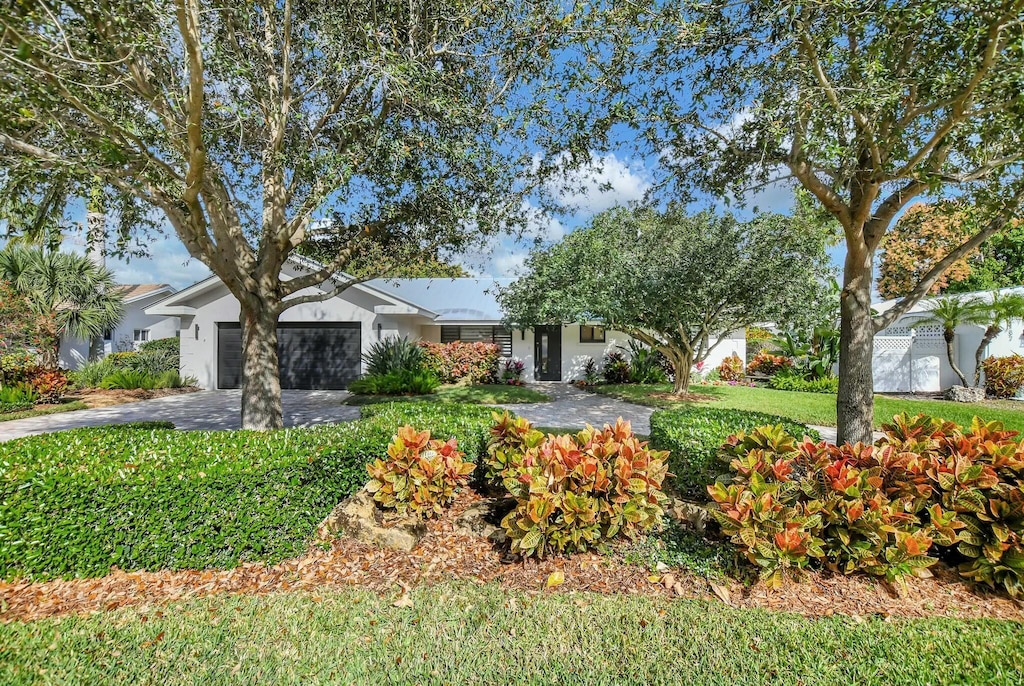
(497, 206, 832, 393)
(0, 0, 583, 428)
(619, 0, 1024, 442)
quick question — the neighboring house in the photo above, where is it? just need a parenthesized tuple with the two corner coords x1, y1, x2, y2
(59, 283, 180, 369)
(871, 286, 1024, 393)
(145, 259, 746, 390)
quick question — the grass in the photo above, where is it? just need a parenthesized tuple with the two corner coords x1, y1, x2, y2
(592, 383, 1024, 432)
(0, 400, 88, 423)
(346, 383, 550, 406)
(1, 583, 1022, 685)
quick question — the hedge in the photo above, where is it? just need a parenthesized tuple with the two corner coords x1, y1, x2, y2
(648, 407, 820, 501)
(0, 404, 495, 581)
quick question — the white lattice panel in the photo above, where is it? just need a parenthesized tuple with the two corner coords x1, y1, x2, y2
(874, 336, 911, 352)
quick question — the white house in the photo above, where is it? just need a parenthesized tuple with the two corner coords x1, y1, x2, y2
(145, 260, 746, 390)
(871, 286, 1024, 393)
(59, 283, 181, 369)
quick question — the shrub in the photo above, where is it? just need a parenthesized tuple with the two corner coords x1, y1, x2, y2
(20, 368, 69, 403)
(717, 354, 745, 382)
(745, 350, 792, 377)
(582, 357, 600, 385)
(363, 336, 424, 376)
(628, 342, 668, 384)
(500, 419, 669, 558)
(981, 354, 1024, 399)
(100, 369, 160, 390)
(348, 369, 440, 395)
(501, 358, 525, 385)
(68, 358, 116, 388)
(711, 426, 940, 588)
(602, 350, 631, 384)
(419, 341, 500, 384)
(484, 411, 545, 483)
(0, 403, 493, 580)
(648, 407, 819, 500)
(0, 350, 38, 386)
(138, 337, 180, 354)
(710, 413, 1024, 597)
(367, 426, 475, 517)
(0, 384, 38, 414)
(767, 373, 839, 394)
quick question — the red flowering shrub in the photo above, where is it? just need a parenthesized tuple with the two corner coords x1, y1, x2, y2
(981, 355, 1024, 399)
(419, 341, 500, 384)
(745, 350, 792, 377)
(717, 354, 744, 381)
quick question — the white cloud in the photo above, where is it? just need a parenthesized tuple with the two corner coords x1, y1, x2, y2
(542, 152, 651, 215)
(521, 200, 564, 242)
(105, 236, 211, 289)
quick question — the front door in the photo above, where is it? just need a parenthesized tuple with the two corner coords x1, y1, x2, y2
(534, 325, 562, 381)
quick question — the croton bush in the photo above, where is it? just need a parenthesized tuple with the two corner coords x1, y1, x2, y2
(717, 354, 745, 382)
(367, 426, 475, 518)
(709, 413, 1024, 597)
(489, 412, 669, 558)
(981, 354, 1024, 399)
(745, 350, 792, 377)
(0, 355, 69, 405)
(419, 341, 500, 384)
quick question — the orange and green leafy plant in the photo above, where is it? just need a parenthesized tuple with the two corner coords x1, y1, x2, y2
(745, 349, 793, 377)
(717, 354, 745, 382)
(496, 417, 669, 558)
(484, 411, 545, 483)
(367, 425, 475, 518)
(980, 355, 1024, 399)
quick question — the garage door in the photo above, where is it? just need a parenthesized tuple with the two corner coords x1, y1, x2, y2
(217, 322, 362, 390)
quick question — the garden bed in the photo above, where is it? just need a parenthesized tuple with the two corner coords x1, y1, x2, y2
(2, 487, 1021, 624)
(69, 386, 201, 408)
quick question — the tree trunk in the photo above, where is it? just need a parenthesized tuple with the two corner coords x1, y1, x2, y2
(671, 350, 692, 394)
(974, 326, 999, 386)
(944, 330, 969, 387)
(836, 252, 875, 445)
(239, 303, 283, 430)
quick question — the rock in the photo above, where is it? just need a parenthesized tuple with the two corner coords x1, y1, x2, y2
(454, 497, 514, 545)
(945, 385, 986, 403)
(317, 489, 426, 552)
(667, 498, 710, 533)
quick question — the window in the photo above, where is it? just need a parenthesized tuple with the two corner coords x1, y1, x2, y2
(103, 329, 113, 342)
(133, 329, 150, 343)
(439, 325, 512, 356)
(580, 325, 606, 343)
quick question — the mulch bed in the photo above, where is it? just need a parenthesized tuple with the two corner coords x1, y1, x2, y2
(2, 490, 1022, 624)
(69, 386, 200, 409)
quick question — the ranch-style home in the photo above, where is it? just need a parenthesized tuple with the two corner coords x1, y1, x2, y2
(144, 257, 747, 390)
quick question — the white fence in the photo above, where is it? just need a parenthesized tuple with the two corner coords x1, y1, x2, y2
(872, 325, 944, 393)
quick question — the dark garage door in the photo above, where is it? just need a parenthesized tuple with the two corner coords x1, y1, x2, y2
(217, 322, 361, 390)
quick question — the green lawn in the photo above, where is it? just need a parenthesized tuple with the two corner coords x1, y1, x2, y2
(0, 401, 88, 423)
(346, 383, 549, 406)
(592, 383, 1024, 432)
(2, 584, 1022, 685)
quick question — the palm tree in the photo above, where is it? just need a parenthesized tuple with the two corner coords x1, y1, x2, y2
(914, 296, 989, 387)
(974, 291, 1024, 386)
(0, 246, 125, 367)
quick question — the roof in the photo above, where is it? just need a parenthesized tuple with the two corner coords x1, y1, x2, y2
(116, 283, 175, 303)
(874, 285, 1024, 318)
(366, 278, 513, 322)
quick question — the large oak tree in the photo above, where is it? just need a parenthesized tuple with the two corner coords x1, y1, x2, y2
(0, 0, 579, 428)
(627, 1, 1024, 443)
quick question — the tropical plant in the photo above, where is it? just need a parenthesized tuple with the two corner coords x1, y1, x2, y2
(419, 342, 500, 384)
(767, 373, 839, 394)
(602, 350, 631, 384)
(914, 296, 990, 387)
(980, 356, 1024, 399)
(363, 336, 425, 377)
(974, 293, 1024, 386)
(745, 350, 792, 377)
(717, 355, 744, 382)
(500, 359, 526, 386)
(626, 340, 668, 384)
(100, 369, 160, 391)
(582, 357, 600, 386)
(0, 384, 38, 414)
(348, 370, 440, 396)
(769, 326, 839, 382)
(366, 426, 475, 518)
(498, 418, 669, 558)
(0, 247, 125, 367)
(484, 411, 545, 484)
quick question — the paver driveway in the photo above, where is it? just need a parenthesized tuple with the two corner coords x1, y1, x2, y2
(0, 390, 359, 442)
(496, 383, 657, 433)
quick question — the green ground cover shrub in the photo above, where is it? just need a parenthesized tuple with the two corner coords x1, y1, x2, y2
(348, 369, 440, 395)
(767, 373, 839, 394)
(0, 404, 494, 580)
(0, 384, 37, 413)
(648, 407, 820, 500)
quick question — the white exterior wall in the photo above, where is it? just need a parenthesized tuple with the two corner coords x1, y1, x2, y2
(59, 292, 180, 369)
(178, 284, 423, 390)
(420, 323, 745, 383)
